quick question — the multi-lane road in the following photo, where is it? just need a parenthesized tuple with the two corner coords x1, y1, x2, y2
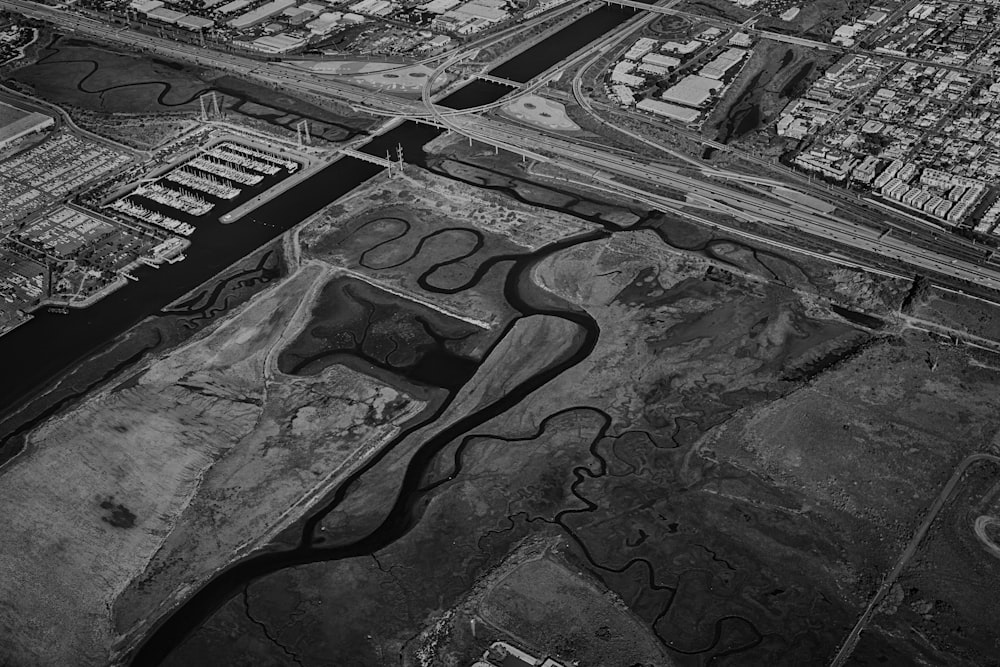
(6, 0, 1000, 295)
(428, 108, 1000, 290)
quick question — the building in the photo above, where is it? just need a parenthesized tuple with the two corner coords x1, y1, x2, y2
(624, 37, 658, 60)
(176, 14, 215, 29)
(228, 0, 297, 29)
(660, 75, 721, 107)
(699, 47, 746, 80)
(660, 39, 700, 54)
(611, 84, 635, 106)
(129, 0, 163, 13)
(729, 31, 752, 47)
(146, 7, 186, 23)
(637, 98, 699, 122)
(307, 11, 341, 33)
(861, 9, 887, 25)
(852, 155, 880, 183)
(638, 62, 669, 76)
(641, 53, 679, 70)
(0, 101, 54, 151)
(779, 6, 800, 21)
(217, 0, 252, 14)
(420, 0, 460, 12)
(250, 33, 307, 52)
(610, 61, 642, 87)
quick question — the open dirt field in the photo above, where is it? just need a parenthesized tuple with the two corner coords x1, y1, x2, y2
(301, 168, 596, 329)
(286, 60, 437, 94)
(0, 261, 430, 665)
(856, 459, 1000, 664)
(499, 94, 581, 132)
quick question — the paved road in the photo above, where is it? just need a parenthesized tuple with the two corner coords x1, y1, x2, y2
(9, 0, 1000, 294)
(829, 453, 1000, 667)
(437, 112, 1000, 290)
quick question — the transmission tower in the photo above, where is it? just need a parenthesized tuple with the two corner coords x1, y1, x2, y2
(395, 143, 404, 174)
(198, 92, 221, 121)
(295, 120, 311, 146)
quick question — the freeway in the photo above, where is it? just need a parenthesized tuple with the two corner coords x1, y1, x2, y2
(438, 111, 1000, 290)
(9, 0, 1000, 293)
(0, 0, 584, 120)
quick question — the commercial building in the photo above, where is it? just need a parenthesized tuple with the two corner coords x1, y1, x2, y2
(420, 0, 461, 12)
(660, 75, 721, 107)
(699, 47, 746, 80)
(176, 14, 215, 29)
(660, 39, 700, 54)
(129, 0, 163, 13)
(611, 84, 635, 106)
(249, 33, 308, 52)
(0, 101, 54, 151)
(307, 12, 341, 33)
(228, 0, 297, 29)
(624, 37, 657, 60)
(729, 31, 753, 47)
(610, 60, 643, 87)
(641, 53, 679, 70)
(636, 98, 699, 122)
(146, 6, 186, 23)
(217, 0, 252, 14)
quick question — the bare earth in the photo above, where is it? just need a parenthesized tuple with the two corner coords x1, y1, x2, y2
(0, 262, 427, 666)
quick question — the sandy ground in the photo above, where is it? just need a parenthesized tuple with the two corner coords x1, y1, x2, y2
(285, 60, 435, 93)
(500, 94, 581, 132)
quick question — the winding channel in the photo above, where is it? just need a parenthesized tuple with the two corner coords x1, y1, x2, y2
(1, 0, 783, 660)
(134, 198, 788, 662)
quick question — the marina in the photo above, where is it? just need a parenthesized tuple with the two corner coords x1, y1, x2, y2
(217, 141, 299, 173)
(107, 198, 196, 236)
(165, 168, 241, 200)
(204, 146, 280, 176)
(187, 156, 264, 186)
(135, 182, 213, 216)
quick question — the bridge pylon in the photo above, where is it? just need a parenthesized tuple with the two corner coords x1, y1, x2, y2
(198, 92, 222, 121)
(295, 119, 311, 146)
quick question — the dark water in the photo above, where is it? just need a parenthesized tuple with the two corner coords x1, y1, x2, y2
(830, 304, 884, 329)
(492, 3, 643, 82)
(0, 3, 634, 417)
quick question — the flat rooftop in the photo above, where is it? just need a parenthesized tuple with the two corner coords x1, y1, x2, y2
(660, 74, 722, 107)
(0, 101, 54, 146)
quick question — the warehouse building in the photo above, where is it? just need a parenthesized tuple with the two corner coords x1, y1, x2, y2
(637, 98, 699, 122)
(228, 0, 297, 29)
(660, 75, 722, 107)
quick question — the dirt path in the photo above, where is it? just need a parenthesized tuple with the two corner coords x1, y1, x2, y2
(830, 453, 1000, 666)
(973, 515, 1000, 560)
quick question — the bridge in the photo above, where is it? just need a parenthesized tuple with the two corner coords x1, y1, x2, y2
(339, 147, 393, 167)
(472, 73, 523, 88)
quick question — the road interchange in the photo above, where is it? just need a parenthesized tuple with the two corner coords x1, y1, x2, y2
(6, 0, 1000, 296)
